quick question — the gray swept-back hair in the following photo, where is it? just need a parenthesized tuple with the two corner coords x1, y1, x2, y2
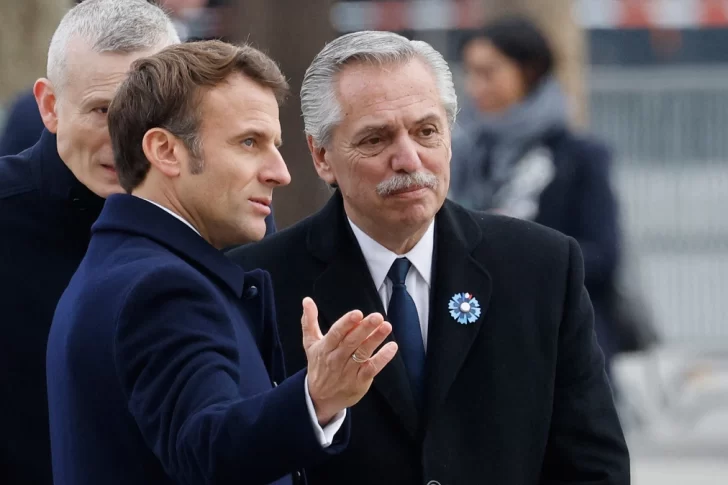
(300, 30, 458, 149)
(47, 0, 180, 92)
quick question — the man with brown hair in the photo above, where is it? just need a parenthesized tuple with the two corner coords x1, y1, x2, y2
(45, 40, 398, 485)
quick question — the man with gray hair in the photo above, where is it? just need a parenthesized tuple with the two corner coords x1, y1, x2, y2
(0, 2, 179, 483)
(229, 30, 630, 484)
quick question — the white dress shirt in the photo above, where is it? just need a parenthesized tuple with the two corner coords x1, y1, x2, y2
(136, 196, 345, 446)
(348, 217, 434, 350)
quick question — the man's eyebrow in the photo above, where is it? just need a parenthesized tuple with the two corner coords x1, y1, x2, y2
(414, 113, 444, 126)
(80, 94, 112, 106)
(353, 123, 393, 138)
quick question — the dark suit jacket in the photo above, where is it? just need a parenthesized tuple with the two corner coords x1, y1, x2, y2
(0, 130, 103, 485)
(228, 191, 630, 485)
(46, 194, 349, 485)
(0, 130, 276, 485)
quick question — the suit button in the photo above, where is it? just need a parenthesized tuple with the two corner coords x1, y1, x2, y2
(243, 285, 258, 299)
(272, 380, 278, 387)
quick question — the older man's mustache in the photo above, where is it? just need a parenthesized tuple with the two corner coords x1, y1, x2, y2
(376, 172, 438, 197)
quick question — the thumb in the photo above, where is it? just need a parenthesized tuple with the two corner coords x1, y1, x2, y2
(301, 297, 323, 349)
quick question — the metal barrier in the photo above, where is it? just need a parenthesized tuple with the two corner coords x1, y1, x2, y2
(590, 68, 728, 450)
(589, 66, 728, 342)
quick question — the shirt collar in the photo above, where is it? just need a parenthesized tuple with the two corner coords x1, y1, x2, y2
(348, 217, 434, 291)
(136, 196, 202, 237)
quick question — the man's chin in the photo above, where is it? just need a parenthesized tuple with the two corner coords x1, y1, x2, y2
(238, 224, 267, 245)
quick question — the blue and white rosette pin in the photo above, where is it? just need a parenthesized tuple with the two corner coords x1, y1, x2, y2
(448, 292, 481, 324)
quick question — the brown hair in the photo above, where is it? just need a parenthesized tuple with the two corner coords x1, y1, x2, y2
(108, 39, 289, 192)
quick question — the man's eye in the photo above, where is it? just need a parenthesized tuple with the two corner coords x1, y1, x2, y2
(243, 138, 255, 147)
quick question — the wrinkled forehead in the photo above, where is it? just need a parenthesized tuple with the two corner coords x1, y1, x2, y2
(60, 36, 168, 98)
(335, 59, 448, 134)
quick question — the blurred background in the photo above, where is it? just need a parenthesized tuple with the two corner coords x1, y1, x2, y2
(1, 0, 727, 483)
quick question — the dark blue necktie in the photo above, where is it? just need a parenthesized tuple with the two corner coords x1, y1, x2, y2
(387, 257, 425, 407)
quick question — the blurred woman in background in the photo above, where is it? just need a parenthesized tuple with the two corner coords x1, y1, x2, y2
(450, 16, 622, 375)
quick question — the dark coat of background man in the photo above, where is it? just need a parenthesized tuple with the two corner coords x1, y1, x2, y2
(0, 2, 181, 484)
(46, 39, 397, 485)
(0, 2, 275, 483)
(229, 30, 631, 485)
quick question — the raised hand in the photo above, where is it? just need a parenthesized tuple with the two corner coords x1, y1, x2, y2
(300, 297, 398, 425)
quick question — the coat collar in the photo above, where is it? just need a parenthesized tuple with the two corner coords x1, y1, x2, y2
(306, 191, 493, 433)
(30, 129, 105, 215)
(92, 194, 246, 297)
(423, 197, 492, 420)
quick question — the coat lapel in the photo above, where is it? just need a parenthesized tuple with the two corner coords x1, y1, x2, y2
(308, 193, 421, 437)
(424, 201, 493, 419)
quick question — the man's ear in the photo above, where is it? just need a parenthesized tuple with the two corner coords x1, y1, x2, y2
(308, 135, 336, 186)
(33, 78, 59, 133)
(141, 128, 183, 179)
